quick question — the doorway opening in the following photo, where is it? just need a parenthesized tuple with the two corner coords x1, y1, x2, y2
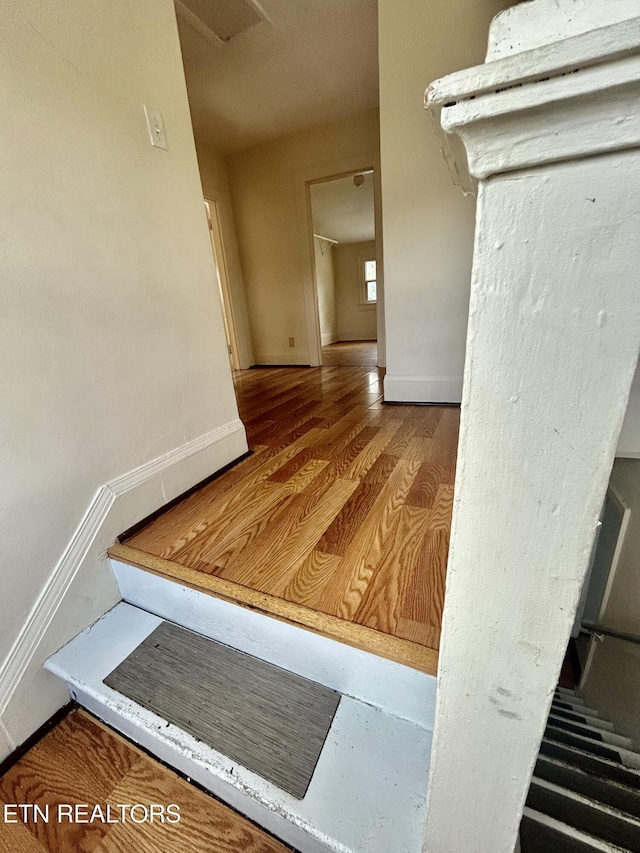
(308, 170, 379, 367)
(204, 198, 240, 371)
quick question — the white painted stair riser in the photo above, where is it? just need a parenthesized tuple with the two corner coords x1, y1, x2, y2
(542, 739, 640, 783)
(110, 559, 435, 727)
(547, 720, 633, 750)
(545, 728, 640, 771)
(552, 701, 602, 721)
(548, 713, 615, 734)
(45, 603, 432, 853)
(523, 807, 631, 853)
(531, 776, 640, 826)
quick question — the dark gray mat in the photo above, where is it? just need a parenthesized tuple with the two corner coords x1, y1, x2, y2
(104, 621, 341, 798)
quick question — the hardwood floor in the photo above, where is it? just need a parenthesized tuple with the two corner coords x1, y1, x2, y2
(321, 340, 377, 366)
(0, 710, 292, 853)
(113, 365, 460, 674)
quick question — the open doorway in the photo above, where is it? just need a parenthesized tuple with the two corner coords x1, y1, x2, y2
(204, 198, 240, 371)
(308, 171, 379, 367)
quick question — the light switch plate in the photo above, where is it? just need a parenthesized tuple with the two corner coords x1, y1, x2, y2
(144, 105, 168, 150)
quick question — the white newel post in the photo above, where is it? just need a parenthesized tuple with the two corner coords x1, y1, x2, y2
(423, 5, 640, 853)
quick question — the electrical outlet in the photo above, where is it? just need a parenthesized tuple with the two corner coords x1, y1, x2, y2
(288, 337, 295, 348)
(144, 105, 168, 150)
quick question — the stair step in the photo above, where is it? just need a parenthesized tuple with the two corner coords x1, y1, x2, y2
(521, 808, 631, 852)
(535, 756, 640, 820)
(554, 698, 602, 718)
(556, 689, 588, 705)
(110, 558, 433, 726)
(545, 728, 640, 770)
(46, 602, 432, 853)
(548, 715, 629, 746)
(539, 741, 640, 791)
(552, 707, 611, 728)
(526, 778, 640, 852)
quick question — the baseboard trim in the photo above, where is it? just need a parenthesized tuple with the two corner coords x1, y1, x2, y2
(0, 419, 248, 742)
(336, 331, 377, 342)
(0, 702, 73, 773)
(384, 373, 463, 404)
(0, 718, 15, 763)
(253, 351, 311, 366)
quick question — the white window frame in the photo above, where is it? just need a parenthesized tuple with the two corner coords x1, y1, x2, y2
(360, 254, 377, 308)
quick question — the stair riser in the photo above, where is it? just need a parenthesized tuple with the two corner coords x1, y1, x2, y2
(548, 716, 627, 744)
(545, 730, 625, 764)
(527, 782, 640, 852)
(550, 708, 611, 729)
(521, 810, 627, 853)
(534, 758, 640, 820)
(545, 728, 640, 769)
(539, 741, 640, 791)
(553, 701, 601, 721)
(112, 560, 435, 727)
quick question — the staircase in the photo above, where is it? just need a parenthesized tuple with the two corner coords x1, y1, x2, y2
(45, 557, 435, 853)
(521, 686, 640, 852)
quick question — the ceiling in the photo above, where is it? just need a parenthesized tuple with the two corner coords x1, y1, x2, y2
(176, 0, 379, 153)
(310, 171, 375, 244)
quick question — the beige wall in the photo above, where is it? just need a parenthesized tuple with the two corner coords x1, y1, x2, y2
(197, 143, 254, 368)
(227, 109, 380, 365)
(378, 0, 511, 402)
(1, 0, 242, 747)
(582, 458, 640, 743)
(314, 239, 338, 346)
(334, 242, 378, 341)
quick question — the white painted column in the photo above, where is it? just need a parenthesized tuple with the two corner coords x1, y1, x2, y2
(423, 8, 640, 853)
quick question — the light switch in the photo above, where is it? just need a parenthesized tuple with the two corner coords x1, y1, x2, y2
(144, 105, 168, 150)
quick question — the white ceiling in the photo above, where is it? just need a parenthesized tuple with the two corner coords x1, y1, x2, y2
(176, 0, 379, 153)
(310, 171, 375, 244)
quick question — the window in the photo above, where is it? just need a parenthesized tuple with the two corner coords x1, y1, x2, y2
(363, 258, 377, 304)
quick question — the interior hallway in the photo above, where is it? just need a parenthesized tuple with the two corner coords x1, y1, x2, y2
(111, 363, 459, 674)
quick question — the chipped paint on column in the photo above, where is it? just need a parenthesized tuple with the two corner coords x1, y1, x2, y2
(423, 3, 640, 852)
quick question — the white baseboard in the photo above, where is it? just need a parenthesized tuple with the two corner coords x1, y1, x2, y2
(253, 351, 312, 365)
(0, 418, 247, 748)
(336, 331, 377, 342)
(384, 373, 463, 404)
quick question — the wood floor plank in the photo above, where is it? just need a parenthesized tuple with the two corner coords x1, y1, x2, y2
(0, 711, 293, 853)
(399, 528, 449, 649)
(154, 430, 326, 563)
(281, 550, 343, 608)
(315, 459, 421, 621)
(316, 454, 399, 557)
(221, 479, 359, 594)
(353, 504, 435, 637)
(405, 461, 447, 509)
(118, 353, 460, 672)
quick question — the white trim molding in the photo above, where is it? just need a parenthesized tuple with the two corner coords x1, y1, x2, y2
(0, 419, 247, 747)
(0, 718, 15, 762)
(427, 18, 640, 186)
(383, 373, 463, 404)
